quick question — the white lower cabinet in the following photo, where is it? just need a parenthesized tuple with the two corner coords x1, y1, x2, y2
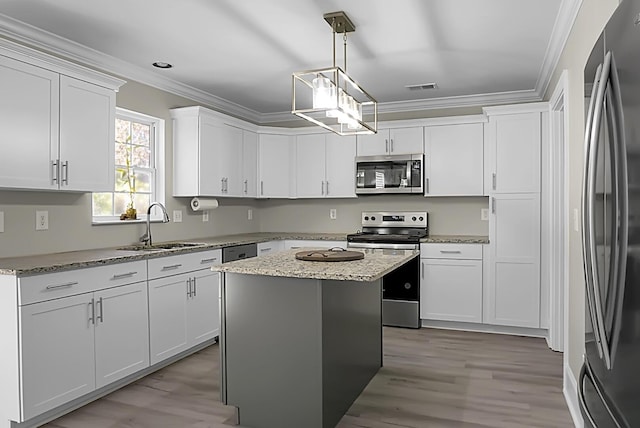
(257, 240, 284, 256)
(148, 250, 221, 365)
(420, 244, 483, 323)
(17, 261, 148, 421)
(484, 193, 541, 328)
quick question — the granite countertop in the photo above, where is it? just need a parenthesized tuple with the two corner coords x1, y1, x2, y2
(214, 248, 418, 282)
(421, 235, 489, 244)
(0, 232, 488, 276)
(0, 233, 348, 276)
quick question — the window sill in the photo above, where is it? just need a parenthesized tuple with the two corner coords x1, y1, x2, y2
(92, 218, 165, 226)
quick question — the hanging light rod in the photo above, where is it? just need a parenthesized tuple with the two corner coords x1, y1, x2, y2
(292, 10, 378, 136)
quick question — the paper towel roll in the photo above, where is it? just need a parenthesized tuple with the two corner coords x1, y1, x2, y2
(190, 197, 219, 211)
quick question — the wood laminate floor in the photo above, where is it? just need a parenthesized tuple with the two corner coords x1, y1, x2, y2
(43, 328, 574, 428)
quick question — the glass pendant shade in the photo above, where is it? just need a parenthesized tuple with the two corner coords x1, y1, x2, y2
(312, 76, 337, 110)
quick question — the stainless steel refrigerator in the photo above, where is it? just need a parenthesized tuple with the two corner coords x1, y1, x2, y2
(581, 0, 640, 426)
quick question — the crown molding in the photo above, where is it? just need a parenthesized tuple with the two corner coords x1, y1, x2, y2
(0, 4, 577, 125)
(0, 13, 263, 123)
(534, 0, 583, 98)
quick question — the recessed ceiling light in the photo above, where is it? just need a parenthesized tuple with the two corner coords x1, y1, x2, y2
(152, 62, 173, 69)
(405, 83, 438, 91)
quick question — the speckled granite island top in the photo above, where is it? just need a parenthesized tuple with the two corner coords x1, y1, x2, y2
(214, 248, 418, 282)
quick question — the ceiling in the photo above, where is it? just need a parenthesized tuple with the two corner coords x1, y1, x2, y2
(0, 0, 577, 124)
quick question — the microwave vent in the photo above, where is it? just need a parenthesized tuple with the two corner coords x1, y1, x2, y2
(405, 83, 438, 91)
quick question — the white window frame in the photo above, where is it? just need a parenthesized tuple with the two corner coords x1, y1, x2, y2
(92, 108, 165, 224)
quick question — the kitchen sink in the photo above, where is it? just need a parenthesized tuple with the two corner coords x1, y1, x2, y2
(117, 242, 207, 251)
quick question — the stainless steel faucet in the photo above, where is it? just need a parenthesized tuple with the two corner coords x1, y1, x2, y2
(140, 202, 170, 247)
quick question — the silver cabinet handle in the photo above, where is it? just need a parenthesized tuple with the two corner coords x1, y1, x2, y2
(45, 281, 78, 290)
(425, 178, 429, 194)
(51, 160, 59, 184)
(259, 247, 271, 252)
(491, 197, 496, 214)
(112, 271, 137, 280)
(200, 257, 218, 264)
(193, 277, 197, 297)
(162, 264, 182, 271)
(321, 181, 325, 196)
(261, 181, 264, 196)
(440, 250, 462, 254)
(385, 139, 389, 153)
(88, 298, 95, 324)
(186, 277, 192, 297)
(421, 261, 424, 279)
(221, 178, 225, 192)
(244, 179, 248, 194)
(390, 139, 394, 152)
(96, 297, 104, 323)
(492, 173, 496, 190)
(62, 161, 69, 185)
(326, 181, 329, 195)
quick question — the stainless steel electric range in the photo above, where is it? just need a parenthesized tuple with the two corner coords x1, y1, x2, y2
(347, 211, 427, 328)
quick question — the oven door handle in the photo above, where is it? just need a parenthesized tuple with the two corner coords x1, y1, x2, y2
(347, 242, 419, 250)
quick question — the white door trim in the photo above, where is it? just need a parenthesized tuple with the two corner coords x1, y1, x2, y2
(548, 70, 570, 353)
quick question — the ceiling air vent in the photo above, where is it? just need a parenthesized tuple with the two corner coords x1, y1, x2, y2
(405, 83, 438, 91)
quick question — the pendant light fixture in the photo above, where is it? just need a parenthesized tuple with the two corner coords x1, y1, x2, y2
(292, 11, 377, 135)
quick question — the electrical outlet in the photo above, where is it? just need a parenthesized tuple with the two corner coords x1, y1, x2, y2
(173, 210, 183, 223)
(248, 209, 253, 220)
(481, 208, 489, 221)
(202, 211, 209, 222)
(36, 210, 48, 230)
(330, 208, 337, 220)
(0, 211, 4, 233)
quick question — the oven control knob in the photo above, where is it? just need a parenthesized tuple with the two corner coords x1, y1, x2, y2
(364, 216, 369, 221)
(419, 216, 424, 221)
(371, 216, 376, 221)
(412, 216, 416, 221)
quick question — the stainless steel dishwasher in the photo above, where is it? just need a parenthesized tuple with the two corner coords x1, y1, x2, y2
(222, 243, 257, 263)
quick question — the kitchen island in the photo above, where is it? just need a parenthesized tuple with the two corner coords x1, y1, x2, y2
(214, 248, 418, 428)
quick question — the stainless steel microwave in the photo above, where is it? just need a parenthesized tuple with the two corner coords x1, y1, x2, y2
(355, 154, 424, 194)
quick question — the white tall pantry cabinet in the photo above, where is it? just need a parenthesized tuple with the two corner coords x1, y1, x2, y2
(483, 104, 546, 329)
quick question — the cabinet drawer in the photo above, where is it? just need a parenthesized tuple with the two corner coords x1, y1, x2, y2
(148, 249, 222, 279)
(420, 243, 482, 260)
(18, 260, 147, 305)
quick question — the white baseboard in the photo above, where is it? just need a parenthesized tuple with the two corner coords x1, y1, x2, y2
(421, 319, 548, 338)
(564, 362, 584, 428)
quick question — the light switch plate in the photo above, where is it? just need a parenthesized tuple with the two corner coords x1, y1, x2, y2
(481, 209, 489, 221)
(173, 210, 183, 223)
(202, 211, 209, 222)
(330, 209, 337, 220)
(248, 209, 253, 220)
(36, 210, 48, 230)
(0, 211, 4, 233)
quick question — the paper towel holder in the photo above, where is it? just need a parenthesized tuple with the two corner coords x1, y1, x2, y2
(190, 197, 219, 211)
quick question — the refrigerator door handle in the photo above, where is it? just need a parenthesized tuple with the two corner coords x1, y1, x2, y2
(583, 62, 606, 363)
(606, 51, 629, 368)
(587, 51, 613, 369)
(579, 361, 624, 428)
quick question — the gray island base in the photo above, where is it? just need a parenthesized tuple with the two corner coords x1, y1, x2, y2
(215, 249, 418, 428)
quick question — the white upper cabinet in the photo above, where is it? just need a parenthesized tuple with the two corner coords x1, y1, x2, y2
(242, 130, 258, 197)
(258, 133, 295, 198)
(0, 52, 121, 192)
(356, 127, 423, 156)
(59, 76, 116, 192)
(484, 111, 541, 194)
(424, 122, 484, 196)
(172, 106, 256, 198)
(295, 133, 356, 198)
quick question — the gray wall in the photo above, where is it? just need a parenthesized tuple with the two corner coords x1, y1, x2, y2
(258, 196, 488, 236)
